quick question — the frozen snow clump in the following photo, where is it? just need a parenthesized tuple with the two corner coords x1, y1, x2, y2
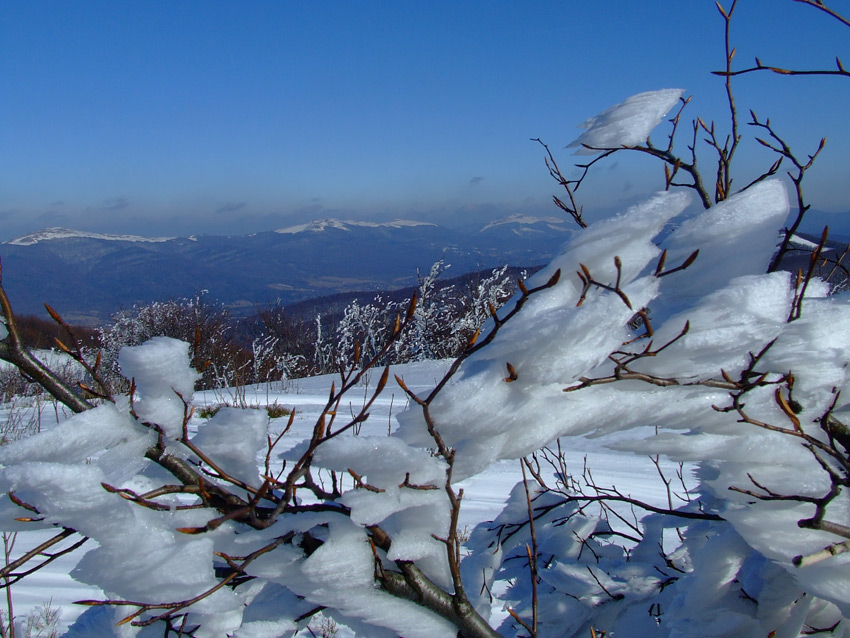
(118, 336, 198, 437)
(567, 88, 685, 154)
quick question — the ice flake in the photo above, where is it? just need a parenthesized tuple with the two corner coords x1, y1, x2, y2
(567, 88, 685, 154)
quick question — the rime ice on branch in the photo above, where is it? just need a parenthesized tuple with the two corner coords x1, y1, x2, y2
(567, 88, 685, 154)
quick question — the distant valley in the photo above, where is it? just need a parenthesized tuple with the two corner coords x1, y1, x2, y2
(0, 216, 575, 325)
(4, 206, 848, 327)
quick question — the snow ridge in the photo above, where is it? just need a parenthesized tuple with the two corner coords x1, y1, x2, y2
(5, 227, 174, 246)
(274, 218, 437, 234)
(480, 214, 572, 233)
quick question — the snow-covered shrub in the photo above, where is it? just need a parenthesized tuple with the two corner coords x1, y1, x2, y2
(336, 296, 395, 366)
(98, 293, 239, 391)
(333, 261, 516, 369)
(247, 302, 315, 379)
(402, 259, 455, 361)
(312, 312, 338, 375)
(433, 181, 850, 636)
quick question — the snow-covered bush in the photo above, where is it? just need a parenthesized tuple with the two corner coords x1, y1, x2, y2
(335, 296, 395, 367)
(331, 261, 516, 370)
(435, 181, 850, 636)
(0, 3, 848, 636)
(98, 293, 239, 391)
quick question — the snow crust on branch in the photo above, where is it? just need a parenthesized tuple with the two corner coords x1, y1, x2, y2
(396, 188, 694, 477)
(398, 177, 850, 634)
(118, 337, 199, 438)
(567, 88, 685, 154)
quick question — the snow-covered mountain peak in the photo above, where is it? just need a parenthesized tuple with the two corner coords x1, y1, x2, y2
(274, 219, 350, 234)
(5, 227, 174, 246)
(274, 218, 437, 234)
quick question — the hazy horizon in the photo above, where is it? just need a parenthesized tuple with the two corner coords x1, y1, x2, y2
(3, 1, 849, 242)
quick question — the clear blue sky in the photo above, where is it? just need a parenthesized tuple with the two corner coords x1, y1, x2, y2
(2, 1, 849, 240)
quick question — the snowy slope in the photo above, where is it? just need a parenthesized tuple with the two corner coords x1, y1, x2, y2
(4, 227, 174, 246)
(275, 218, 437, 234)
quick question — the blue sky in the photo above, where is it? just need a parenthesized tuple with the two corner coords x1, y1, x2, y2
(1, 1, 849, 240)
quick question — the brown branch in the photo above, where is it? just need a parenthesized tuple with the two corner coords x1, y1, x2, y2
(714, 61, 850, 80)
(531, 137, 591, 229)
(379, 560, 501, 638)
(586, 565, 624, 601)
(715, 0, 742, 202)
(100, 483, 205, 511)
(713, 0, 850, 80)
(399, 473, 439, 491)
(746, 113, 829, 274)
(0, 528, 87, 586)
(78, 534, 292, 627)
(0, 264, 93, 414)
(792, 0, 850, 27)
(520, 463, 539, 637)
(582, 143, 712, 209)
(43, 303, 112, 400)
(348, 469, 385, 493)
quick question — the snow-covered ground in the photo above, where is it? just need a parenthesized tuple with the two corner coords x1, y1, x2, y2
(1, 359, 685, 635)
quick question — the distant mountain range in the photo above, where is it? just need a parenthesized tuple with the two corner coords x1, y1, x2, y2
(0, 216, 575, 325)
(4, 206, 847, 326)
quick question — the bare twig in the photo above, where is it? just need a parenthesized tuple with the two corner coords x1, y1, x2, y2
(0, 264, 93, 414)
(520, 462, 538, 637)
